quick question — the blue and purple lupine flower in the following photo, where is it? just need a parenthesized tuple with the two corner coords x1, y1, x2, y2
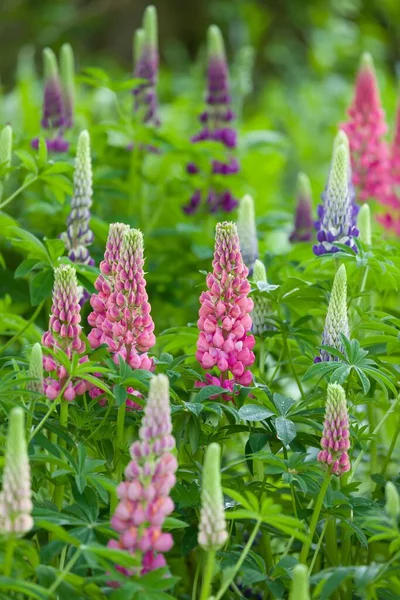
(313, 136, 359, 255)
(184, 25, 239, 214)
(60, 130, 94, 303)
(133, 6, 160, 127)
(32, 47, 72, 153)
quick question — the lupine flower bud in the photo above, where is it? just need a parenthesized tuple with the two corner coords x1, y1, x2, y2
(42, 264, 87, 402)
(237, 194, 258, 273)
(385, 481, 400, 521)
(251, 259, 272, 336)
(314, 143, 359, 255)
(198, 443, 228, 550)
(32, 47, 69, 152)
(60, 130, 94, 274)
(60, 43, 75, 129)
(290, 172, 313, 242)
(289, 564, 310, 600)
(341, 53, 390, 205)
(27, 342, 43, 394)
(357, 203, 372, 246)
(196, 222, 255, 399)
(0, 408, 33, 536)
(377, 100, 400, 234)
(316, 264, 349, 362)
(133, 6, 159, 127)
(184, 25, 239, 214)
(332, 130, 357, 214)
(109, 374, 177, 577)
(317, 383, 351, 476)
(0, 125, 12, 178)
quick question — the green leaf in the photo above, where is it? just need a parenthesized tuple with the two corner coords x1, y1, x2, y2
(30, 268, 54, 305)
(238, 404, 275, 422)
(273, 393, 296, 415)
(34, 520, 81, 546)
(0, 578, 48, 600)
(194, 385, 228, 402)
(275, 417, 296, 446)
(44, 237, 66, 264)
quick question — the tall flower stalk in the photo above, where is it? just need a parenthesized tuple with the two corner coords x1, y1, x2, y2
(315, 264, 349, 362)
(109, 374, 177, 578)
(237, 194, 258, 274)
(32, 48, 69, 152)
(184, 25, 238, 214)
(0, 125, 12, 180)
(196, 222, 255, 399)
(341, 52, 390, 205)
(290, 172, 313, 242)
(133, 5, 159, 127)
(60, 43, 75, 129)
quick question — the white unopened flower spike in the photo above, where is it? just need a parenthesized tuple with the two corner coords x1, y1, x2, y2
(357, 203, 372, 246)
(28, 342, 43, 394)
(198, 443, 228, 550)
(237, 194, 258, 274)
(316, 264, 349, 362)
(289, 564, 310, 600)
(0, 408, 33, 536)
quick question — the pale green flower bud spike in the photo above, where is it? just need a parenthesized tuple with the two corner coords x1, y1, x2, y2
(297, 172, 312, 199)
(320, 264, 349, 360)
(253, 259, 267, 284)
(333, 130, 350, 155)
(28, 342, 43, 394)
(143, 5, 158, 51)
(60, 43, 75, 125)
(134, 28, 145, 64)
(328, 144, 349, 202)
(289, 564, 310, 600)
(357, 204, 372, 246)
(75, 130, 93, 202)
(43, 47, 59, 81)
(0, 125, 12, 179)
(208, 25, 225, 59)
(361, 51, 374, 70)
(385, 481, 400, 522)
(198, 442, 228, 551)
(237, 194, 258, 272)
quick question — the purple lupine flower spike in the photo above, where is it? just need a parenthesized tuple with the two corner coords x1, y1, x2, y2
(32, 48, 69, 152)
(184, 25, 239, 214)
(133, 6, 160, 127)
(290, 173, 313, 242)
(317, 383, 351, 476)
(109, 374, 177, 578)
(60, 43, 75, 129)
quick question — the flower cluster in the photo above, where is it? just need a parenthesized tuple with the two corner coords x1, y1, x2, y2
(0, 408, 33, 536)
(196, 222, 255, 399)
(198, 442, 228, 550)
(315, 264, 349, 363)
(289, 172, 313, 243)
(237, 194, 258, 274)
(184, 26, 238, 214)
(314, 139, 359, 255)
(317, 383, 351, 476)
(133, 6, 160, 127)
(378, 103, 400, 234)
(60, 130, 94, 279)
(109, 374, 177, 577)
(42, 264, 87, 402)
(88, 224, 155, 407)
(32, 46, 74, 152)
(341, 53, 390, 204)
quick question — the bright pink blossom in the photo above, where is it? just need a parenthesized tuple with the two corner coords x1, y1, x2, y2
(341, 53, 391, 205)
(317, 383, 351, 476)
(196, 222, 255, 400)
(377, 102, 400, 233)
(42, 264, 87, 402)
(109, 374, 177, 579)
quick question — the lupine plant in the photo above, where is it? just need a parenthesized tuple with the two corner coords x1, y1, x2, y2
(1, 8, 400, 600)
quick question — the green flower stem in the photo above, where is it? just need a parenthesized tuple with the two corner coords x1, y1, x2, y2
(324, 516, 337, 566)
(199, 549, 216, 600)
(53, 399, 69, 510)
(116, 401, 126, 453)
(0, 175, 38, 210)
(309, 518, 328, 574)
(380, 416, 400, 477)
(269, 343, 284, 385)
(259, 337, 266, 376)
(299, 469, 331, 564)
(349, 395, 400, 483)
(340, 473, 352, 567)
(367, 403, 377, 478)
(214, 520, 261, 600)
(29, 377, 72, 442)
(191, 559, 201, 600)
(283, 335, 305, 400)
(47, 548, 82, 596)
(260, 531, 274, 573)
(3, 537, 16, 576)
(0, 300, 44, 354)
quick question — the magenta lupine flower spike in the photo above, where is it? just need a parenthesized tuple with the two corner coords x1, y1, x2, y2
(289, 173, 313, 242)
(32, 48, 69, 153)
(184, 26, 239, 214)
(0, 408, 33, 536)
(377, 102, 400, 234)
(196, 222, 255, 399)
(133, 6, 160, 126)
(317, 383, 351, 476)
(341, 53, 390, 205)
(42, 264, 87, 402)
(109, 374, 177, 577)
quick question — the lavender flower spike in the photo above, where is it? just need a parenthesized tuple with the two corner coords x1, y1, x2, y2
(316, 264, 349, 362)
(60, 130, 94, 269)
(133, 6, 159, 126)
(198, 443, 228, 550)
(0, 408, 33, 535)
(60, 43, 75, 129)
(290, 173, 313, 242)
(314, 142, 359, 255)
(317, 383, 351, 476)
(237, 194, 258, 273)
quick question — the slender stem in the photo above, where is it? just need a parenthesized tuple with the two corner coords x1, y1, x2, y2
(260, 531, 274, 572)
(199, 549, 216, 600)
(356, 266, 369, 308)
(0, 300, 44, 354)
(367, 403, 377, 478)
(380, 416, 400, 477)
(116, 402, 126, 451)
(191, 558, 201, 600)
(47, 548, 82, 596)
(299, 470, 331, 564)
(3, 537, 16, 576)
(0, 175, 38, 210)
(29, 377, 72, 442)
(283, 335, 305, 400)
(214, 520, 261, 600)
(259, 338, 266, 377)
(269, 343, 284, 385)
(309, 518, 328, 574)
(324, 516, 337, 566)
(53, 399, 69, 510)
